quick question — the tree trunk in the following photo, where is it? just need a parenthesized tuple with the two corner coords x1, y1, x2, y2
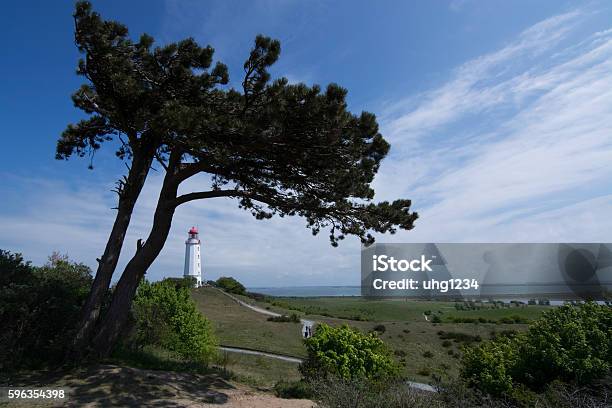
(69, 150, 153, 360)
(90, 158, 180, 357)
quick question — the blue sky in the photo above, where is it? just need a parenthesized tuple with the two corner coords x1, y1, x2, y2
(1, 1, 611, 287)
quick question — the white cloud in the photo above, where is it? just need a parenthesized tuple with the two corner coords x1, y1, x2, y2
(374, 9, 612, 244)
(381, 10, 583, 144)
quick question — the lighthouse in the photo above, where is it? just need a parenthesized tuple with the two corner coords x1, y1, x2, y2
(184, 226, 202, 287)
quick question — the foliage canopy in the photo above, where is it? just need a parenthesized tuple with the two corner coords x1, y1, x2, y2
(215, 276, 247, 296)
(461, 302, 612, 396)
(131, 279, 217, 363)
(300, 323, 399, 381)
(0, 251, 92, 370)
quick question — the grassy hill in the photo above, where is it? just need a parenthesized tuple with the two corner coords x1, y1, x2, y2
(192, 287, 306, 357)
(193, 287, 552, 383)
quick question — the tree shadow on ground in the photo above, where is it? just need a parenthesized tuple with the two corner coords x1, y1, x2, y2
(5, 364, 236, 407)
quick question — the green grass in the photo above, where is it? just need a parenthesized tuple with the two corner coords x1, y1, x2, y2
(193, 288, 552, 384)
(265, 296, 550, 323)
(110, 345, 223, 375)
(217, 350, 302, 387)
(111, 344, 300, 389)
(192, 287, 306, 358)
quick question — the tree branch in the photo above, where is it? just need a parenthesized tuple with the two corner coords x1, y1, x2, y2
(174, 189, 244, 206)
(154, 150, 169, 171)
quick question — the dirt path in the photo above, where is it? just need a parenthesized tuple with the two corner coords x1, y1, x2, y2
(214, 288, 281, 318)
(219, 345, 303, 363)
(3, 364, 313, 408)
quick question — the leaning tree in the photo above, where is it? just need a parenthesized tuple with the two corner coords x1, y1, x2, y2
(59, 2, 418, 357)
(58, 1, 229, 357)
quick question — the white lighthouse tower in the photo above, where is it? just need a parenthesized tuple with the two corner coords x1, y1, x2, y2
(184, 226, 202, 287)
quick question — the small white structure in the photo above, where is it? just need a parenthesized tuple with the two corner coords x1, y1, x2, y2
(302, 320, 314, 339)
(183, 226, 202, 287)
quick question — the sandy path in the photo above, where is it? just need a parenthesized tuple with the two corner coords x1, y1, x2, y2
(3, 364, 313, 408)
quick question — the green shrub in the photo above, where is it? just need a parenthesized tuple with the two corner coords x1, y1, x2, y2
(309, 377, 439, 408)
(461, 334, 517, 395)
(438, 331, 481, 344)
(300, 323, 399, 381)
(372, 324, 386, 333)
(461, 302, 612, 396)
(417, 367, 431, 376)
(515, 302, 611, 388)
(423, 350, 434, 358)
(131, 279, 217, 363)
(215, 276, 246, 295)
(0, 251, 92, 371)
(267, 313, 300, 323)
(273, 380, 313, 399)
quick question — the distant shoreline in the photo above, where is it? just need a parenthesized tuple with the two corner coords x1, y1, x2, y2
(247, 285, 610, 302)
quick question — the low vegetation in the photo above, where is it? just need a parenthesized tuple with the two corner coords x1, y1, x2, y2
(192, 287, 307, 357)
(461, 302, 611, 397)
(266, 296, 549, 323)
(300, 323, 399, 381)
(0, 250, 92, 371)
(273, 380, 313, 399)
(6, 257, 607, 407)
(126, 278, 217, 363)
(215, 276, 247, 296)
(267, 313, 301, 323)
(309, 376, 610, 408)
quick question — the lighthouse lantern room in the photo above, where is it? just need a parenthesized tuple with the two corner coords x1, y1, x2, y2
(184, 226, 202, 287)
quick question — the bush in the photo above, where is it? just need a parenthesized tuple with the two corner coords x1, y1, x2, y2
(267, 313, 300, 323)
(515, 302, 611, 388)
(431, 314, 442, 323)
(246, 291, 268, 302)
(423, 350, 434, 358)
(0, 251, 93, 371)
(309, 377, 438, 408)
(215, 276, 246, 295)
(131, 279, 217, 363)
(273, 380, 313, 399)
(461, 302, 612, 396)
(300, 324, 399, 381)
(438, 331, 481, 344)
(308, 376, 611, 408)
(372, 324, 386, 333)
(417, 367, 431, 376)
(461, 335, 517, 395)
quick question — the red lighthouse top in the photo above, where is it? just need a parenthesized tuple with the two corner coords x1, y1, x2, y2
(189, 226, 198, 234)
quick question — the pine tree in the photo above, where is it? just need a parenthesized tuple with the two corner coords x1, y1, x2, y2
(58, 1, 418, 357)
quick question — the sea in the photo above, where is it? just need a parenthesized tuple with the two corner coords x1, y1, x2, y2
(247, 285, 610, 304)
(248, 285, 361, 297)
